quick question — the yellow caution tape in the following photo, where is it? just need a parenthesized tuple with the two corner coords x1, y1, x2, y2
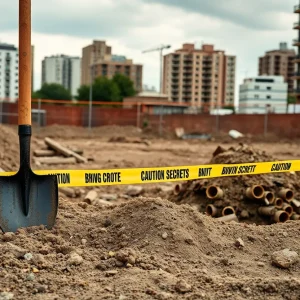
(0, 160, 298, 187)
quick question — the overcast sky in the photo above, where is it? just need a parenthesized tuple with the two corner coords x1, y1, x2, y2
(0, 0, 298, 101)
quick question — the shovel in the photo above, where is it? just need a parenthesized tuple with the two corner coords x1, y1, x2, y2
(0, 0, 58, 233)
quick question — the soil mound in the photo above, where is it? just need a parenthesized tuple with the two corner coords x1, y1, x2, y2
(0, 197, 299, 299)
(0, 125, 20, 171)
(170, 144, 300, 225)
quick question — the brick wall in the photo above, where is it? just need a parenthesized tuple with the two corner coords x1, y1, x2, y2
(1, 102, 300, 138)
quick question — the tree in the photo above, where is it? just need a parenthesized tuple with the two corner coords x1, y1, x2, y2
(112, 73, 136, 100)
(32, 83, 72, 100)
(288, 94, 296, 104)
(76, 77, 120, 102)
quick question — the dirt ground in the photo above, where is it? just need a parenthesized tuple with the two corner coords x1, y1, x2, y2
(0, 124, 300, 300)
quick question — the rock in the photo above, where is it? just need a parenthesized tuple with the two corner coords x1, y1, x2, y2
(35, 284, 47, 293)
(213, 146, 226, 157)
(115, 248, 137, 266)
(32, 268, 39, 273)
(271, 249, 299, 269)
(2, 232, 15, 242)
(24, 253, 33, 261)
(240, 210, 249, 219)
(162, 232, 168, 240)
(126, 186, 144, 197)
(175, 279, 192, 293)
(235, 238, 245, 248)
(32, 254, 46, 267)
(119, 295, 127, 300)
(100, 193, 118, 201)
(26, 273, 35, 281)
(105, 270, 118, 277)
(4, 243, 27, 258)
(257, 262, 265, 267)
(0, 292, 14, 300)
(81, 239, 87, 246)
(104, 218, 112, 227)
(67, 252, 83, 266)
(94, 199, 114, 206)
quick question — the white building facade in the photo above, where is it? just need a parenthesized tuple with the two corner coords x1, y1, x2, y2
(42, 55, 81, 98)
(0, 43, 19, 101)
(239, 75, 287, 114)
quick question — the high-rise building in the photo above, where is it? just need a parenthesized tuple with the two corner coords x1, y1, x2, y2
(293, 3, 300, 102)
(41, 55, 81, 98)
(258, 42, 295, 94)
(239, 75, 287, 114)
(81, 40, 143, 92)
(163, 43, 236, 108)
(0, 43, 19, 101)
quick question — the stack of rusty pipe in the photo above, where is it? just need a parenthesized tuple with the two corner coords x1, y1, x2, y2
(173, 178, 300, 224)
(204, 185, 238, 222)
(249, 186, 298, 223)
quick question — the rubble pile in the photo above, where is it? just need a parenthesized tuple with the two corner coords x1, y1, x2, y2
(170, 144, 300, 225)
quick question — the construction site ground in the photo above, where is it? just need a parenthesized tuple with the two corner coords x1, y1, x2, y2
(0, 124, 300, 300)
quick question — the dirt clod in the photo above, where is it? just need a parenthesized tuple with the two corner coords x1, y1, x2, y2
(175, 279, 192, 293)
(271, 249, 299, 269)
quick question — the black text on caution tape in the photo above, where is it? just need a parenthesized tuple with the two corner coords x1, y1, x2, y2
(49, 173, 71, 184)
(198, 167, 212, 177)
(141, 169, 189, 182)
(221, 165, 257, 175)
(271, 163, 292, 172)
(85, 172, 122, 184)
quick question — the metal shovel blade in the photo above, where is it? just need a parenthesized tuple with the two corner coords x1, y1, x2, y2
(0, 126, 58, 233)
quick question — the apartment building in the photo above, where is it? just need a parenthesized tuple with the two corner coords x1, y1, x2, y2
(239, 75, 287, 114)
(42, 55, 81, 98)
(81, 40, 143, 92)
(163, 43, 236, 108)
(0, 43, 19, 101)
(293, 4, 300, 102)
(258, 42, 295, 93)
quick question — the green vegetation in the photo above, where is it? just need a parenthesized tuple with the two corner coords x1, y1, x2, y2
(32, 83, 72, 100)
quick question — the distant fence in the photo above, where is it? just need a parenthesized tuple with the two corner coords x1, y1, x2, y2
(1, 98, 300, 138)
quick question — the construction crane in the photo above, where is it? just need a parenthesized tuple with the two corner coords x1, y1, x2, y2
(142, 44, 171, 94)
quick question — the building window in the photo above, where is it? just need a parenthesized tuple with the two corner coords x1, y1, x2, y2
(254, 95, 259, 99)
(266, 95, 271, 99)
(254, 86, 259, 90)
(267, 86, 271, 90)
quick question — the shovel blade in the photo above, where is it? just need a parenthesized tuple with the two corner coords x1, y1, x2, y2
(0, 170, 58, 233)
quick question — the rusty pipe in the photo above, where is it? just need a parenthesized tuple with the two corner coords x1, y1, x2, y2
(278, 188, 294, 202)
(290, 213, 300, 221)
(274, 198, 284, 209)
(245, 185, 265, 200)
(291, 199, 300, 214)
(264, 191, 275, 204)
(222, 206, 235, 216)
(206, 204, 218, 217)
(173, 184, 181, 196)
(206, 185, 224, 200)
(282, 203, 293, 216)
(217, 214, 238, 222)
(258, 206, 276, 217)
(273, 210, 289, 223)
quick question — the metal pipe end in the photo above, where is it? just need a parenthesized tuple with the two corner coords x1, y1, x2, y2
(206, 204, 218, 217)
(274, 198, 284, 209)
(206, 185, 224, 199)
(273, 210, 290, 223)
(278, 188, 294, 202)
(222, 206, 235, 216)
(245, 185, 265, 200)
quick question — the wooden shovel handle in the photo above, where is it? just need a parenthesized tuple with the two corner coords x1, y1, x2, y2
(19, 0, 31, 125)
